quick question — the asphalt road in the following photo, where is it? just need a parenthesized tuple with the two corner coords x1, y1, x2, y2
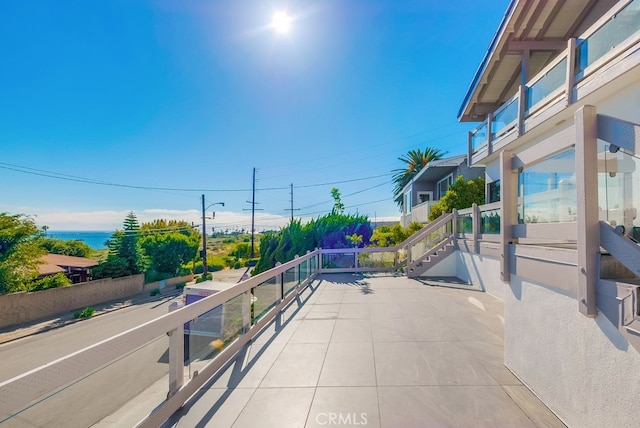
(1, 269, 247, 427)
(0, 294, 181, 383)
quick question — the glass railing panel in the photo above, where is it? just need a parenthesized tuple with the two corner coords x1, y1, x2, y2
(283, 266, 297, 296)
(576, 0, 640, 75)
(322, 251, 356, 269)
(600, 145, 640, 240)
(2, 334, 170, 428)
(309, 254, 317, 273)
(251, 277, 278, 322)
(492, 97, 518, 138)
(188, 294, 244, 378)
(298, 259, 309, 284)
(358, 250, 397, 268)
(481, 208, 501, 234)
(409, 221, 451, 263)
(456, 214, 473, 234)
(471, 122, 488, 151)
(527, 58, 567, 111)
(517, 148, 576, 223)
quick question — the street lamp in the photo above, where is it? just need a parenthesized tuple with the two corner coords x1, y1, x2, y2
(201, 194, 225, 277)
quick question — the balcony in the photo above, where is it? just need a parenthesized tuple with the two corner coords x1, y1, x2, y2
(0, 245, 564, 427)
(468, 0, 640, 165)
(164, 273, 563, 427)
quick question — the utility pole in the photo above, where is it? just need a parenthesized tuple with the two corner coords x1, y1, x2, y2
(250, 168, 256, 258)
(243, 168, 263, 259)
(201, 195, 225, 277)
(201, 194, 208, 276)
(284, 183, 300, 222)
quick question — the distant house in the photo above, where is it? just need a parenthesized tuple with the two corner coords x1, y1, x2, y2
(38, 254, 98, 283)
(397, 154, 484, 226)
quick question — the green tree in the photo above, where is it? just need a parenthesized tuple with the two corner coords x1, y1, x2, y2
(428, 176, 486, 221)
(93, 212, 147, 279)
(139, 219, 200, 276)
(392, 147, 447, 210)
(41, 237, 93, 258)
(330, 187, 345, 215)
(0, 213, 46, 294)
(369, 222, 423, 247)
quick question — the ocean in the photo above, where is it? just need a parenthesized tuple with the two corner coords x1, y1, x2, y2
(46, 231, 113, 250)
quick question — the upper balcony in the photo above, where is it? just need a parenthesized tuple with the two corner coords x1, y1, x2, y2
(460, 0, 640, 165)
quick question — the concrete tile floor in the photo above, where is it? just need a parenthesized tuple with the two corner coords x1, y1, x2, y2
(166, 273, 565, 428)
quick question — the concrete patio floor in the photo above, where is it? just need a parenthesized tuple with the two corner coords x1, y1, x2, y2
(165, 273, 565, 428)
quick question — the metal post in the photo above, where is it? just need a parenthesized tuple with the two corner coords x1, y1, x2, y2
(565, 38, 576, 106)
(518, 85, 527, 136)
(168, 302, 184, 397)
(486, 113, 493, 155)
(575, 105, 599, 317)
(500, 150, 514, 282)
(472, 203, 479, 254)
(243, 290, 252, 331)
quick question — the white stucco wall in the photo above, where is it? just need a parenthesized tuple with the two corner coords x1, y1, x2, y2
(421, 250, 457, 277)
(456, 251, 505, 300)
(505, 276, 640, 428)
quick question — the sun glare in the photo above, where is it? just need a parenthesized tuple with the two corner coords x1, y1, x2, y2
(271, 11, 292, 34)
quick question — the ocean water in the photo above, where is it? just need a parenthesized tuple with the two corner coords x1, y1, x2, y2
(46, 231, 113, 250)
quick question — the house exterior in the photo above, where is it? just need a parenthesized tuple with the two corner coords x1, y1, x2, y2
(398, 154, 484, 226)
(38, 254, 98, 283)
(418, 1, 640, 426)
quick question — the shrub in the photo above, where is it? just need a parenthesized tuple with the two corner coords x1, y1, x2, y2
(195, 273, 212, 283)
(74, 307, 95, 319)
(233, 261, 242, 269)
(149, 288, 161, 296)
(31, 273, 71, 292)
(209, 263, 224, 272)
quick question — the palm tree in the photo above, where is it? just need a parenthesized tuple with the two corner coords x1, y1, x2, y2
(392, 147, 447, 210)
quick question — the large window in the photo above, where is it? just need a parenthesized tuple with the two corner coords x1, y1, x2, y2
(437, 175, 453, 199)
(417, 191, 433, 204)
(488, 180, 500, 203)
(518, 148, 576, 223)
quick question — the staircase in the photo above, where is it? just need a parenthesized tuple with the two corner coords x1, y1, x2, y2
(397, 212, 456, 278)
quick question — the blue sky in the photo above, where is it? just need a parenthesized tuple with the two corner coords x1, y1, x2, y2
(0, 0, 509, 231)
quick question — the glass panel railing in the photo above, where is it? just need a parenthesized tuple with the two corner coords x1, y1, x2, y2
(600, 145, 640, 240)
(322, 251, 356, 269)
(518, 148, 576, 223)
(409, 220, 452, 263)
(456, 214, 473, 234)
(527, 58, 567, 111)
(299, 259, 309, 284)
(576, 0, 640, 75)
(252, 277, 278, 322)
(2, 334, 170, 428)
(492, 97, 518, 139)
(481, 208, 501, 234)
(358, 250, 397, 268)
(188, 294, 244, 378)
(471, 121, 488, 151)
(283, 266, 297, 296)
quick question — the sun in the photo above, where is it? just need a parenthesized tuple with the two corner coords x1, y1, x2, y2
(271, 11, 292, 34)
